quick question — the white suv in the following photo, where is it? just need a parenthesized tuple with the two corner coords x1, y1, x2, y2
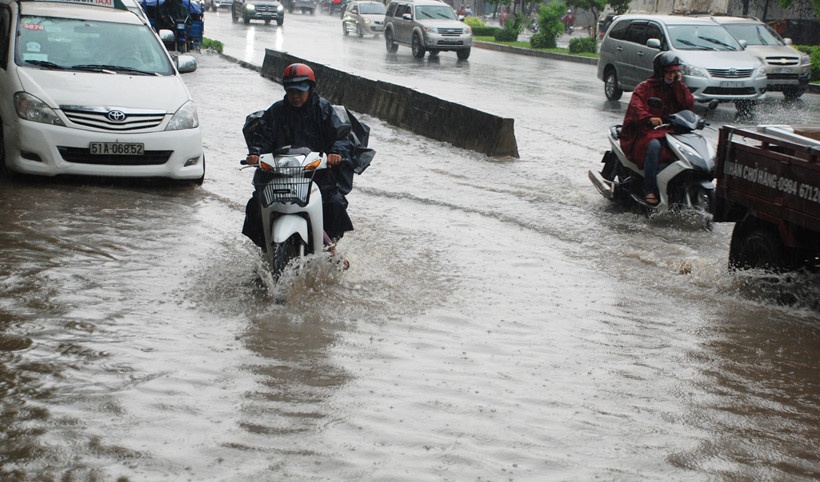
(597, 15, 767, 109)
(0, 0, 204, 182)
(383, 0, 472, 60)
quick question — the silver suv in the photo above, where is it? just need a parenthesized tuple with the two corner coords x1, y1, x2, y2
(711, 16, 811, 100)
(384, 0, 472, 60)
(597, 15, 767, 108)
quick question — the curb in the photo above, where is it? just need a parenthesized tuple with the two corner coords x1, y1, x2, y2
(472, 41, 819, 95)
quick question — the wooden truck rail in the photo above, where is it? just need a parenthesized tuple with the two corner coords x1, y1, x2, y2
(714, 124, 820, 271)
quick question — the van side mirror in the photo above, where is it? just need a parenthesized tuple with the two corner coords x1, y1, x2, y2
(176, 54, 197, 73)
(646, 38, 661, 48)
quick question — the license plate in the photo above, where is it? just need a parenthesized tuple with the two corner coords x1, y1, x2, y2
(89, 142, 144, 155)
(720, 81, 743, 88)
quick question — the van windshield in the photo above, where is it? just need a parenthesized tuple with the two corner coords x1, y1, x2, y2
(667, 24, 742, 51)
(16, 16, 174, 75)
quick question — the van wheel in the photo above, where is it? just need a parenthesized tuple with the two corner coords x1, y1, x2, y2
(604, 68, 623, 101)
(0, 127, 12, 181)
(385, 29, 398, 53)
(411, 33, 425, 58)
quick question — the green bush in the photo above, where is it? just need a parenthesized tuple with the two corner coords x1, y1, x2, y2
(529, 32, 556, 49)
(473, 26, 501, 36)
(463, 16, 485, 28)
(568, 36, 597, 54)
(494, 26, 519, 42)
(795, 45, 819, 81)
(535, 1, 566, 48)
(202, 37, 223, 53)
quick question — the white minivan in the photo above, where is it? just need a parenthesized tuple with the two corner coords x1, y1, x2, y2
(0, 0, 204, 182)
(597, 15, 768, 111)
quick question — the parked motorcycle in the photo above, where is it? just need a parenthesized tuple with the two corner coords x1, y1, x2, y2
(242, 147, 336, 275)
(174, 16, 189, 52)
(588, 98, 718, 214)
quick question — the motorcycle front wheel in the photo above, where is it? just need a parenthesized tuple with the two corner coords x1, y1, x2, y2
(688, 185, 714, 213)
(272, 234, 304, 276)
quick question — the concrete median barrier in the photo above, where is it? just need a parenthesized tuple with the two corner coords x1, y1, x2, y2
(260, 48, 519, 158)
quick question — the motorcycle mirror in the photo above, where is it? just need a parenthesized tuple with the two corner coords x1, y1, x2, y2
(647, 97, 663, 109)
(708, 100, 719, 111)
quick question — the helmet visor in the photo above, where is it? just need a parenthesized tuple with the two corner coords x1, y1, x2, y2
(285, 81, 311, 92)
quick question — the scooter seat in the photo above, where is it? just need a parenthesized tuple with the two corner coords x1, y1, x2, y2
(610, 124, 622, 141)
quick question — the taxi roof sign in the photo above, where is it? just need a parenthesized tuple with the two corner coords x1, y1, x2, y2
(23, 0, 129, 10)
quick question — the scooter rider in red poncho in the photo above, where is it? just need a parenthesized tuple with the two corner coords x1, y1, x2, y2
(619, 52, 694, 206)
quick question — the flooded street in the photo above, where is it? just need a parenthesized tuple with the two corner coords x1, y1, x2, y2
(1, 22, 819, 481)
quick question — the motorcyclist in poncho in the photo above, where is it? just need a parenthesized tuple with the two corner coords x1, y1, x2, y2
(242, 63, 373, 260)
(619, 52, 695, 205)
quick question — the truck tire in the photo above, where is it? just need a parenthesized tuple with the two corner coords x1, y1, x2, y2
(385, 29, 398, 53)
(729, 219, 786, 271)
(411, 33, 425, 58)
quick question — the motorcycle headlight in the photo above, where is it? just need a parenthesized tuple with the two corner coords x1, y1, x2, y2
(681, 63, 708, 78)
(166, 100, 199, 131)
(14, 92, 65, 126)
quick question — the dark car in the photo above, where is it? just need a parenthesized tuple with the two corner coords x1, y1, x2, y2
(233, 0, 285, 24)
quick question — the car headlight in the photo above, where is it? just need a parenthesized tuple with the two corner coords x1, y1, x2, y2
(680, 63, 708, 78)
(464, 26, 471, 34)
(14, 92, 65, 126)
(800, 54, 811, 66)
(245, 4, 255, 11)
(364, 18, 371, 24)
(166, 100, 199, 131)
(277, 4, 283, 11)
(756, 65, 767, 76)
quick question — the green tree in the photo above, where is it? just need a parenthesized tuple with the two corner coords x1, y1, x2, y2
(530, 1, 566, 48)
(778, 0, 820, 16)
(608, 0, 631, 14)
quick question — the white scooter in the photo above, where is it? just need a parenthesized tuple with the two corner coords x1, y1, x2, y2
(588, 98, 718, 214)
(243, 147, 333, 275)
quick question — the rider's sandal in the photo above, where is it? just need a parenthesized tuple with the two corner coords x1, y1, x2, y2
(645, 193, 659, 206)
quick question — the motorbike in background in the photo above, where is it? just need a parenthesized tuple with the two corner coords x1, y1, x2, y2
(174, 15, 190, 52)
(588, 98, 719, 215)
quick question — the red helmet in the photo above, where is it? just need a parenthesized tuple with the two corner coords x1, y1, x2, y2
(282, 63, 316, 92)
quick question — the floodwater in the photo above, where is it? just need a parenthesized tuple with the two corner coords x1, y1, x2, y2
(1, 49, 818, 480)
